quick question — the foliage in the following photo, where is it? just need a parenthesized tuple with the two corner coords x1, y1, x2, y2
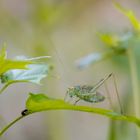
(25, 93, 140, 127)
(0, 47, 33, 75)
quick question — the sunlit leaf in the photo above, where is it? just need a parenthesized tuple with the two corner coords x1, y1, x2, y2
(0, 48, 33, 75)
(98, 32, 135, 49)
(26, 93, 140, 127)
(97, 33, 120, 47)
(1, 63, 49, 84)
(115, 3, 140, 31)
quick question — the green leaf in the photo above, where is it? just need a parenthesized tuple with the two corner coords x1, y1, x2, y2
(0, 54, 50, 94)
(1, 63, 49, 84)
(0, 48, 32, 75)
(97, 33, 120, 47)
(115, 3, 140, 31)
(26, 93, 140, 127)
(98, 32, 134, 49)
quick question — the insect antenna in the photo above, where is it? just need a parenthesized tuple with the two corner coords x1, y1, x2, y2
(53, 45, 71, 99)
(48, 37, 73, 101)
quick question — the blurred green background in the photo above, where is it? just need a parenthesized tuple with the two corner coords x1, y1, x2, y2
(0, 0, 140, 140)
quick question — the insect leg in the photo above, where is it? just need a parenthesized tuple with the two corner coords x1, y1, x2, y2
(64, 91, 75, 103)
(104, 81, 114, 111)
(74, 98, 81, 105)
(112, 73, 124, 115)
(64, 91, 69, 102)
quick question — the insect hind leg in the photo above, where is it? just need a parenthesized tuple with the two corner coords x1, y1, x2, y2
(104, 81, 114, 111)
(104, 73, 124, 115)
(64, 92, 68, 101)
(112, 73, 124, 115)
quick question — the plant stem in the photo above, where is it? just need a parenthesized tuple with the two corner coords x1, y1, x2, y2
(108, 120, 117, 140)
(0, 81, 24, 95)
(0, 103, 140, 137)
(0, 83, 11, 94)
(0, 115, 24, 136)
(127, 47, 140, 139)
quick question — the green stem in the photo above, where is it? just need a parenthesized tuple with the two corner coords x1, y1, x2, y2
(0, 83, 11, 94)
(0, 81, 26, 95)
(0, 103, 140, 137)
(108, 120, 117, 140)
(127, 47, 140, 139)
(0, 115, 24, 136)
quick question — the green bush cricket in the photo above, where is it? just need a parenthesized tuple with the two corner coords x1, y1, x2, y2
(65, 73, 123, 114)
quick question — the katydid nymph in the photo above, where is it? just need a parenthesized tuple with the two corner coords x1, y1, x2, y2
(65, 73, 123, 114)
